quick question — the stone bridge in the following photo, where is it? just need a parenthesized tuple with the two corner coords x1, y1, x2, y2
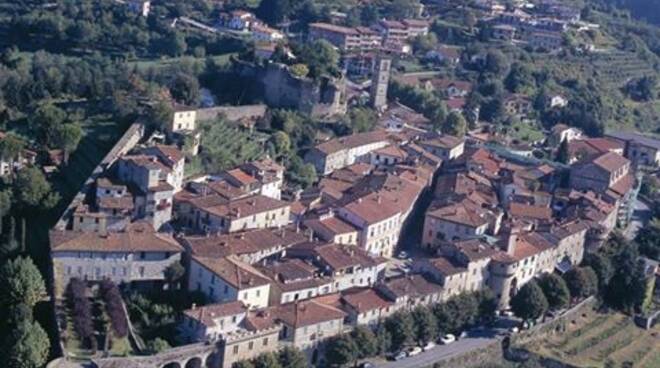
(92, 342, 221, 368)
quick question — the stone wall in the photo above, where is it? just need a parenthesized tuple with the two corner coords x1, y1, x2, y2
(196, 104, 268, 124)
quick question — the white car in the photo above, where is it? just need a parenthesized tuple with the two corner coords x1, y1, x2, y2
(406, 346, 423, 356)
(397, 251, 409, 260)
(439, 334, 456, 345)
(509, 327, 520, 334)
(422, 341, 436, 351)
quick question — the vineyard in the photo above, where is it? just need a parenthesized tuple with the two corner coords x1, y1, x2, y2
(523, 311, 660, 368)
(197, 119, 267, 174)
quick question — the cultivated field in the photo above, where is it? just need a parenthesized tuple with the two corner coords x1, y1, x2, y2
(522, 310, 660, 368)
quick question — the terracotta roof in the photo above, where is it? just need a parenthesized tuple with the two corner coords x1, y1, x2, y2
(188, 194, 289, 219)
(446, 98, 466, 110)
(315, 131, 389, 155)
(309, 22, 359, 35)
(342, 192, 401, 224)
(428, 257, 467, 276)
(245, 309, 279, 331)
(183, 227, 307, 258)
(427, 198, 490, 228)
(304, 216, 359, 237)
(452, 239, 503, 261)
(606, 131, 660, 150)
(609, 173, 635, 197)
(373, 144, 408, 159)
(341, 288, 393, 313)
(381, 275, 442, 299)
(50, 221, 183, 253)
(142, 145, 185, 166)
(429, 79, 472, 92)
(192, 256, 271, 289)
(183, 301, 247, 328)
(508, 202, 553, 220)
(314, 243, 385, 271)
(577, 152, 629, 173)
(421, 135, 464, 149)
(98, 195, 134, 210)
(97, 178, 126, 190)
(274, 300, 346, 328)
(224, 168, 258, 186)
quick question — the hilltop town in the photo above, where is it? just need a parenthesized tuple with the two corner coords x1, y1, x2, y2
(0, 1, 659, 368)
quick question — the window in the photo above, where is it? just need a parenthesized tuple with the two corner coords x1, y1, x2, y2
(248, 342, 254, 350)
(233, 346, 239, 355)
(232, 315, 237, 323)
(211, 275, 216, 285)
(139, 267, 145, 277)
(224, 285, 229, 294)
(263, 338, 268, 346)
(140, 252, 146, 260)
(243, 292, 248, 299)
(256, 290, 261, 297)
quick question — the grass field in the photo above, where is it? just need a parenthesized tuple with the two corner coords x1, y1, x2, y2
(522, 311, 660, 368)
(129, 53, 236, 71)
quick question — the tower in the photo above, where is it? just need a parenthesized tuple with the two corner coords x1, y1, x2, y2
(370, 57, 391, 110)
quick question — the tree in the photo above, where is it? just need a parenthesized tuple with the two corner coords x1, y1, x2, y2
(325, 334, 358, 367)
(504, 62, 535, 94)
(0, 133, 24, 162)
(299, 40, 339, 79)
(13, 167, 60, 211)
(170, 73, 200, 106)
(484, 50, 509, 76)
(475, 289, 498, 323)
(345, 107, 377, 133)
(384, 311, 414, 351)
(412, 306, 438, 344)
(412, 33, 438, 55)
(164, 261, 185, 289)
(253, 352, 282, 368)
(374, 325, 391, 354)
(256, 0, 298, 24)
(54, 123, 82, 163)
(443, 111, 467, 137)
(165, 31, 187, 57)
(2, 320, 50, 368)
(556, 138, 570, 164)
(289, 64, 309, 78)
(538, 274, 570, 310)
(563, 267, 598, 300)
(29, 103, 66, 147)
(605, 247, 648, 313)
(385, 0, 421, 18)
(233, 361, 256, 368)
(270, 131, 291, 159)
(149, 99, 174, 130)
(350, 326, 377, 358)
(0, 256, 45, 309)
(278, 347, 306, 368)
(146, 337, 171, 354)
(583, 252, 613, 292)
(636, 219, 660, 260)
(510, 280, 549, 321)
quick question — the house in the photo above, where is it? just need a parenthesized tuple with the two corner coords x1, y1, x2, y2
(605, 131, 660, 169)
(258, 259, 334, 305)
(340, 288, 395, 327)
(550, 124, 582, 146)
(251, 24, 284, 43)
(526, 30, 564, 51)
(425, 45, 462, 65)
(492, 24, 516, 41)
(308, 23, 382, 51)
(567, 137, 624, 163)
(126, 0, 150, 17)
(422, 197, 501, 247)
(548, 94, 568, 108)
(220, 10, 255, 32)
(188, 255, 272, 309)
(429, 79, 473, 98)
(504, 94, 533, 116)
(169, 104, 197, 134)
(303, 212, 359, 245)
(304, 131, 390, 175)
(570, 152, 631, 193)
(50, 221, 183, 296)
(376, 274, 443, 310)
(274, 299, 347, 363)
(419, 135, 466, 160)
(180, 301, 249, 342)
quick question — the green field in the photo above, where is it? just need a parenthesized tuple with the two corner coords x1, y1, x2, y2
(522, 311, 660, 368)
(129, 53, 237, 72)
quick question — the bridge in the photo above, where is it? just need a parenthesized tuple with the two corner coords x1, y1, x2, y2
(92, 342, 220, 368)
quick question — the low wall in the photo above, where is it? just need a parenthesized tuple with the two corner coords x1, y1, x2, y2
(428, 339, 503, 368)
(196, 104, 267, 123)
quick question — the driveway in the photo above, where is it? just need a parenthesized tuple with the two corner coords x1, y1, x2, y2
(375, 336, 499, 368)
(624, 198, 652, 239)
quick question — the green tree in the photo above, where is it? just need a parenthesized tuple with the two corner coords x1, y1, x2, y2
(54, 123, 83, 163)
(443, 111, 467, 137)
(606, 247, 648, 313)
(325, 334, 358, 367)
(385, 0, 421, 18)
(300, 40, 339, 79)
(538, 273, 570, 310)
(384, 311, 414, 351)
(636, 219, 660, 260)
(583, 252, 614, 292)
(278, 346, 306, 368)
(556, 138, 570, 164)
(149, 99, 174, 130)
(253, 352, 282, 368)
(146, 337, 171, 354)
(510, 280, 549, 321)
(412, 33, 438, 55)
(30, 103, 66, 147)
(504, 62, 536, 94)
(563, 267, 598, 300)
(289, 64, 309, 78)
(412, 306, 438, 344)
(375, 325, 392, 354)
(232, 361, 255, 368)
(476, 289, 498, 323)
(345, 107, 377, 133)
(256, 0, 298, 24)
(165, 31, 187, 57)
(350, 326, 377, 359)
(270, 131, 291, 159)
(164, 262, 185, 289)
(13, 167, 60, 211)
(484, 50, 509, 76)
(2, 320, 50, 368)
(0, 190, 12, 235)
(0, 133, 25, 162)
(170, 72, 200, 106)
(0, 256, 46, 309)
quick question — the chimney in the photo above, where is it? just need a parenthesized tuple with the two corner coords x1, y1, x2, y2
(504, 226, 519, 256)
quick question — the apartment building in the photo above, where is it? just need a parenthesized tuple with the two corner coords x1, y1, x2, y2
(605, 131, 660, 169)
(308, 23, 382, 51)
(419, 135, 466, 160)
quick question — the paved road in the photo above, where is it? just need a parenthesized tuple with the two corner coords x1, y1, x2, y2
(375, 336, 499, 368)
(624, 198, 652, 240)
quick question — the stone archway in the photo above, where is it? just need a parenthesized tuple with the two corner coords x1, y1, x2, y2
(185, 357, 203, 368)
(162, 363, 182, 368)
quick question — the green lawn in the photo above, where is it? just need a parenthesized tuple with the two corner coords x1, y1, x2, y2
(129, 53, 237, 71)
(508, 120, 545, 144)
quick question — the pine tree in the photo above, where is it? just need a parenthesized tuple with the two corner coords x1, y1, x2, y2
(556, 137, 570, 164)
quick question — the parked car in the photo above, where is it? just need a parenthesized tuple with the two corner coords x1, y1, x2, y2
(407, 346, 423, 356)
(422, 341, 436, 351)
(500, 310, 514, 317)
(509, 326, 519, 334)
(439, 334, 456, 345)
(388, 351, 407, 361)
(359, 362, 375, 368)
(459, 331, 468, 339)
(397, 251, 409, 259)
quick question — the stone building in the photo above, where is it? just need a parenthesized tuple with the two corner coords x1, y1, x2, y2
(304, 130, 390, 175)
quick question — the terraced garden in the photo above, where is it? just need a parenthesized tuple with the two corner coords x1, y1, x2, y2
(197, 119, 267, 174)
(523, 311, 660, 368)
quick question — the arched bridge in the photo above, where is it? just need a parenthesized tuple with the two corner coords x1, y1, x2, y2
(92, 342, 221, 368)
